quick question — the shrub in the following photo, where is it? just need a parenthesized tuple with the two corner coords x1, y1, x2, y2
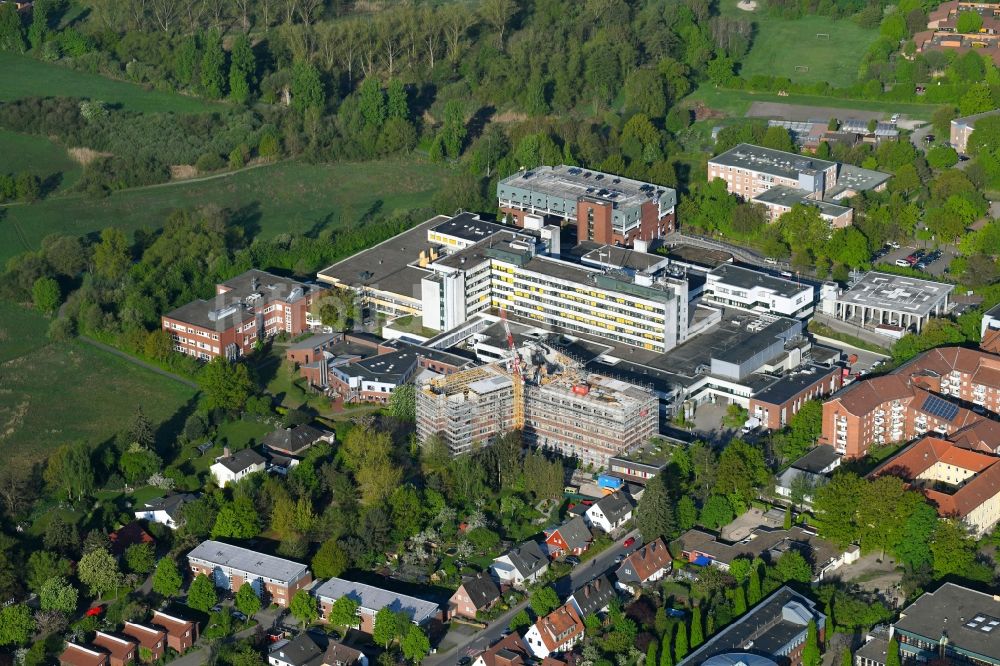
(195, 152, 225, 173)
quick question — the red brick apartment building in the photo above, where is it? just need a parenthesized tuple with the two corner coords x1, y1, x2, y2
(497, 165, 677, 247)
(749, 364, 843, 430)
(187, 540, 312, 608)
(820, 346, 1000, 458)
(151, 611, 198, 654)
(161, 269, 323, 361)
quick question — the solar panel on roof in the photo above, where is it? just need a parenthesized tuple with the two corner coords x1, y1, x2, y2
(921, 394, 959, 421)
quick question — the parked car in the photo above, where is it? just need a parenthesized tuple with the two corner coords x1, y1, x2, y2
(895, 258, 911, 267)
(923, 134, 935, 144)
(85, 606, 104, 618)
(623, 536, 636, 548)
(565, 556, 581, 566)
(891, 113, 900, 123)
(232, 611, 247, 621)
(458, 658, 472, 666)
(764, 257, 778, 265)
(887, 240, 901, 249)
(211, 605, 223, 613)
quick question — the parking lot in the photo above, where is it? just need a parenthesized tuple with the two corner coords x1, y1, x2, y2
(871, 243, 954, 277)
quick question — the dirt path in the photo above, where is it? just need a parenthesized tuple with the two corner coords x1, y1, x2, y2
(79, 335, 200, 390)
(746, 101, 887, 122)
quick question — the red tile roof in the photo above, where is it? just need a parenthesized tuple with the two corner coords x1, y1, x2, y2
(532, 604, 584, 653)
(622, 537, 671, 582)
(109, 521, 155, 556)
(981, 329, 1000, 355)
(60, 644, 109, 666)
(151, 610, 195, 636)
(476, 633, 530, 666)
(122, 623, 165, 649)
(92, 632, 135, 660)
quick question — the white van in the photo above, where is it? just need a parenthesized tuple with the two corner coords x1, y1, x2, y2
(764, 257, 778, 265)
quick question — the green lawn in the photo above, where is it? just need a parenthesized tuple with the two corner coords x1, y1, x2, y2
(0, 302, 197, 463)
(686, 86, 941, 121)
(0, 157, 450, 266)
(0, 129, 81, 191)
(733, 12, 878, 88)
(0, 52, 216, 113)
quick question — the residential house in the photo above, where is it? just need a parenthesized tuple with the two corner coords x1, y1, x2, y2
(892, 582, 1000, 666)
(676, 587, 825, 666)
(91, 632, 136, 666)
(161, 269, 324, 361)
(262, 425, 335, 457)
(568, 575, 616, 618)
(449, 571, 502, 620)
(584, 492, 633, 534)
(490, 541, 549, 589)
(109, 522, 154, 557)
(313, 577, 440, 634)
(60, 644, 109, 666)
(133, 493, 197, 530)
(187, 540, 313, 608)
(472, 634, 532, 666)
(151, 611, 198, 654)
(523, 603, 586, 659)
(121, 623, 166, 663)
(774, 446, 841, 507)
(543, 516, 593, 559)
(269, 634, 323, 666)
(615, 538, 672, 593)
(871, 436, 1000, 536)
(321, 643, 369, 666)
(210, 447, 266, 487)
(674, 526, 860, 582)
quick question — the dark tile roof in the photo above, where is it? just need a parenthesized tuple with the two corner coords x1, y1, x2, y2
(137, 493, 197, 520)
(262, 425, 329, 455)
(592, 492, 633, 524)
(505, 541, 548, 577)
(549, 516, 592, 552)
(569, 575, 616, 617)
(894, 583, 1000, 662)
(269, 633, 323, 666)
(458, 571, 501, 610)
(214, 448, 266, 473)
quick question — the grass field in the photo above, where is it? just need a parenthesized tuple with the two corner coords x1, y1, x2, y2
(686, 86, 941, 120)
(721, 6, 878, 88)
(0, 302, 197, 463)
(0, 157, 450, 266)
(0, 129, 81, 190)
(0, 52, 216, 113)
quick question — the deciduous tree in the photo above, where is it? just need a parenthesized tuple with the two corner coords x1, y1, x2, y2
(187, 574, 217, 612)
(291, 589, 319, 625)
(152, 557, 183, 598)
(235, 582, 262, 618)
(77, 548, 122, 598)
(39, 576, 78, 614)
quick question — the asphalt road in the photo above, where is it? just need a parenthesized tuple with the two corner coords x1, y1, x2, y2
(425, 529, 642, 666)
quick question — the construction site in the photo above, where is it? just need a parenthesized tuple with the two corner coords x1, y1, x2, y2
(415, 336, 659, 466)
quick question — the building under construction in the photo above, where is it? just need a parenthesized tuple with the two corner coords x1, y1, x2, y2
(416, 342, 659, 466)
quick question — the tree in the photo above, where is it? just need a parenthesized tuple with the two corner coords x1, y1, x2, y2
(152, 557, 183, 598)
(531, 586, 561, 616)
(700, 495, 734, 530)
(636, 473, 675, 541)
(660, 625, 674, 666)
(187, 574, 217, 612)
(235, 582, 262, 618)
(674, 620, 688, 661)
(690, 605, 704, 648)
(773, 549, 813, 584)
(714, 439, 768, 511)
(960, 82, 994, 116)
(676, 496, 697, 531)
(93, 227, 131, 281)
(39, 576, 78, 613)
(0, 604, 34, 646)
(291, 60, 325, 112)
(125, 543, 155, 574)
(373, 606, 401, 647)
(802, 620, 821, 666)
(31, 276, 60, 315)
(200, 358, 255, 413)
(0, 3, 26, 53)
(510, 609, 532, 633)
(313, 538, 349, 579)
(930, 519, 978, 578)
(329, 596, 360, 631)
(813, 472, 866, 548)
(27, 551, 70, 593)
(886, 636, 901, 666)
(14, 172, 40, 202)
(229, 34, 255, 104)
(291, 589, 319, 625)
(212, 496, 261, 538)
(77, 548, 122, 598)
(120, 447, 162, 485)
(200, 30, 226, 98)
(387, 79, 409, 120)
(480, 0, 515, 49)
(722, 403, 749, 428)
(401, 625, 431, 664)
(732, 584, 747, 615)
(389, 383, 416, 421)
(646, 639, 660, 666)
(956, 11, 983, 33)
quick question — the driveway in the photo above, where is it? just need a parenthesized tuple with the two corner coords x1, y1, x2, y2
(424, 529, 642, 666)
(170, 606, 282, 666)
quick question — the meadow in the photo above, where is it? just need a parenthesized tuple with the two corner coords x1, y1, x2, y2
(0, 129, 82, 195)
(0, 52, 216, 113)
(719, 4, 879, 89)
(0, 157, 450, 265)
(0, 302, 197, 463)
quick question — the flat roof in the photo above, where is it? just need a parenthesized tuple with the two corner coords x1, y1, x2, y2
(579, 244, 669, 273)
(316, 215, 447, 297)
(837, 271, 954, 316)
(498, 165, 677, 212)
(430, 212, 506, 242)
(894, 583, 1000, 662)
(709, 264, 810, 299)
(659, 244, 734, 269)
(713, 318, 802, 366)
(826, 164, 892, 198)
(313, 577, 439, 624)
(751, 364, 837, 405)
(187, 540, 308, 583)
(752, 186, 852, 218)
(710, 143, 837, 179)
(790, 445, 842, 474)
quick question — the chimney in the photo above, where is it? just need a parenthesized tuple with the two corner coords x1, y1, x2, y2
(224, 446, 231, 458)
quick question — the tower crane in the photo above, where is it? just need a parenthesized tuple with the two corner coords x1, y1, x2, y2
(500, 308, 525, 430)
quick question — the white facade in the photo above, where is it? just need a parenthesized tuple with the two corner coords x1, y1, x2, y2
(489, 555, 547, 588)
(584, 503, 632, 534)
(704, 266, 814, 318)
(133, 507, 180, 530)
(210, 459, 265, 487)
(523, 617, 583, 659)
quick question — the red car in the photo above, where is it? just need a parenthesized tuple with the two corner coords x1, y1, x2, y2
(85, 606, 104, 617)
(623, 537, 636, 548)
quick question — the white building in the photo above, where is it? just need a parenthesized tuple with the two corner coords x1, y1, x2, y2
(210, 448, 266, 487)
(489, 541, 549, 589)
(584, 492, 633, 534)
(523, 604, 585, 659)
(133, 493, 198, 530)
(704, 264, 814, 319)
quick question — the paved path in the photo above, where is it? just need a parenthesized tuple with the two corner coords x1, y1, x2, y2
(79, 335, 200, 390)
(425, 529, 641, 666)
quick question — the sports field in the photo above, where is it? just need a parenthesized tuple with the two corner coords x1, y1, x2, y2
(0, 157, 449, 266)
(0, 52, 215, 113)
(730, 11, 879, 88)
(0, 129, 81, 191)
(0, 302, 197, 463)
